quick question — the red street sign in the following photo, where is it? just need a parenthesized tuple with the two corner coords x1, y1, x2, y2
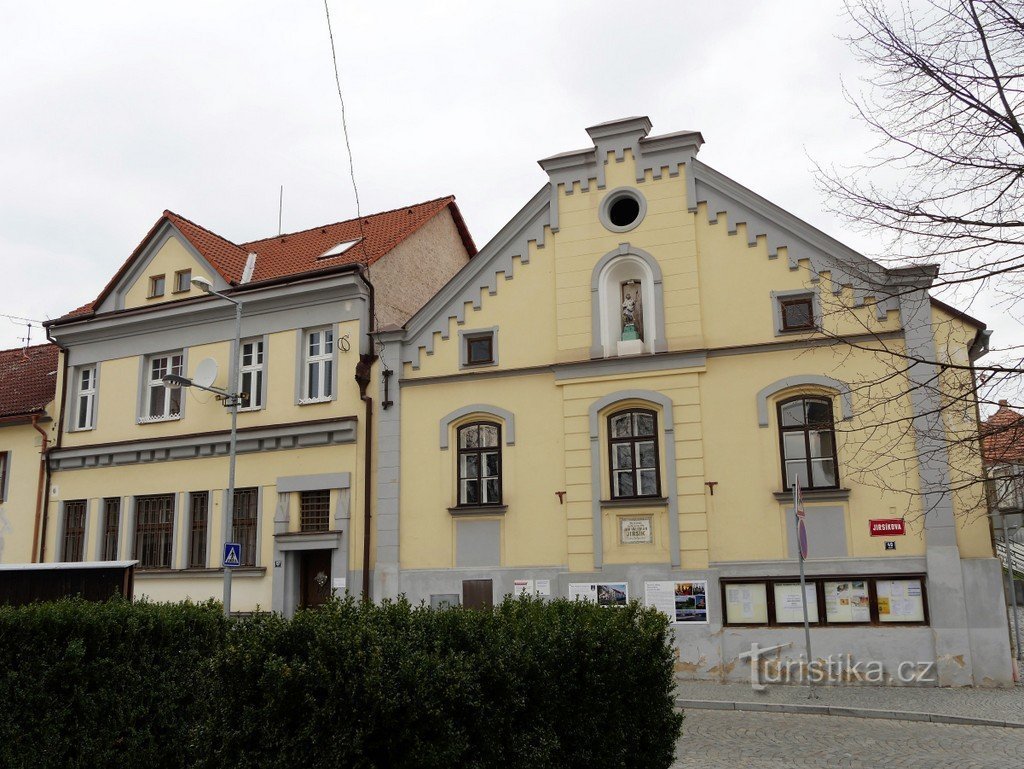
(870, 519, 906, 536)
(797, 518, 809, 559)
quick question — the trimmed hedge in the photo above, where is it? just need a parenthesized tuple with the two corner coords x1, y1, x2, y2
(0, 596, 682, 769)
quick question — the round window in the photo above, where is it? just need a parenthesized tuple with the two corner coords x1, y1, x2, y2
(599, 188, 646, 233)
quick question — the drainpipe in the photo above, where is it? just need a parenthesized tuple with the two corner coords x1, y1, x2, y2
(29, 415, 49, 563)
(354, 267, 377, 601)
(38, 326, 69, 563)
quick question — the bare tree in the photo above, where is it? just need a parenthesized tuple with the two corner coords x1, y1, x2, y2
(810, 0, 1024, 516)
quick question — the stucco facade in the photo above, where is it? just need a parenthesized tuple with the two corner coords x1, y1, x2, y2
(373, 117, 1012, 686)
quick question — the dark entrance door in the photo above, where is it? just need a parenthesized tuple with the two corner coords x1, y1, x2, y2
(462, 579, 493, 610)
(299, 549, 333, 609)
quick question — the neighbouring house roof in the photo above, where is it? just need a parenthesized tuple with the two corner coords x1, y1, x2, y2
(56, 196, 476, 324)
(0, 344, 59, 420)
(981, 400, 1024, 465)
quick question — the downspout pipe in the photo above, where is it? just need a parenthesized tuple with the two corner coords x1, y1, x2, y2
(38, 325, 69, 563)
(29, 414, 49, 563)
(354, 266, 377, 602)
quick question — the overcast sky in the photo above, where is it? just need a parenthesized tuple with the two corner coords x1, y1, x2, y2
(1, 1, 1015, 360)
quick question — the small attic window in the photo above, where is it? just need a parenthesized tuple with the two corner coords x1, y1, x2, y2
(599, 188, 646, 233)
(317, 239, 362, 260)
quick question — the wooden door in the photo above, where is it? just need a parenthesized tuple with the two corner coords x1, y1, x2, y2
(299, 550, 333, 609)
(462, 579, 493, 610)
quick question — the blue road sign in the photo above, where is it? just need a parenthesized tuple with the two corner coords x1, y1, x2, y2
(223, 542, 242, 568)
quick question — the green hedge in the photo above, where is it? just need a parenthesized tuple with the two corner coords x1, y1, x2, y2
(0, 596, 682, 769)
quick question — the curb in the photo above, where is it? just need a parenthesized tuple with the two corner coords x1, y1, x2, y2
(674, 698, 1024, 729)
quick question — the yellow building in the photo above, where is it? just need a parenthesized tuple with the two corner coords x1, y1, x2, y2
(41, 198, 475, 615)
(0, 344, 58, 564)
(373, 117, 1012, 686)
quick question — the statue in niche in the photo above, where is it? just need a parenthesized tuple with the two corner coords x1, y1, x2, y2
(620, 280, 644, 341)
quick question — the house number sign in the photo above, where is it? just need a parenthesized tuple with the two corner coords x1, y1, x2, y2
(620, 516, 653, 544)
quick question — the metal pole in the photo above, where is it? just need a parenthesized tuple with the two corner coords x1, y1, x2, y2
(1006, 523, 1022, 662)
(223, 300, 241, 617)
(795, 478, 816, 697)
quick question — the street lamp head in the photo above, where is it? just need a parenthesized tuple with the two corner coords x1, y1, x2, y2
(162, 373, 192, 388)
(190, 276, 214, 293)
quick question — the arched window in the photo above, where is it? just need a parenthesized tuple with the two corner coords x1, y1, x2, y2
(457, 422, 502, 506)
(778, 396, 838, 491)
(608, 409, 660, 499)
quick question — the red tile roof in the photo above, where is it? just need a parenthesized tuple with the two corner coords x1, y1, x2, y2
(61, 196, 475, 324)
(0, 344, 59, 419)
(981, 401, 1024, 464)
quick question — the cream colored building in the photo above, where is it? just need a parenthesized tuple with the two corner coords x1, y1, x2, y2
(372, 117, 1012, 686)
(41, 198, 474, 615)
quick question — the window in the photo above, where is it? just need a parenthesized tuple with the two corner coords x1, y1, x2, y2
(62, 500, 87, 562)
(148, 274, 166, 298)
(723, 576, 928, 626)
(143, 353, 183, 421)
(0, 452, 8, 503)
(302, 328, 334, 403)
(73, 366, 97, 430)
(599, 188, 647, 233)
(300, 490, 331, 532)
(608, 409, 660, 499)
(465, 333, 494, 366)
(232, 487, 258, 567)
(173, 269, 192, 293)
(779, 296, 815, 331)
(778, 396, 838, 490)
(189, 492, 209, 568)
(238, 339, 264, 410)
(134, 494, 174, 568)
(990, 465, 1024, 511)
(457, 423, 501, 506)
(101, 498, 120, 561)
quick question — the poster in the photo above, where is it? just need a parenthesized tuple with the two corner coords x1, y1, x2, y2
(824, 580, 870, 623)
(773, 583, 818, 623)
(644, 580, 709, 624)
(534, 579, 551, 597)
(724, 583, 769, 624)
(512, 579, 534, 597)
(332, 577, 346, 592)
(568, 582, 629, 606)
(877, 579, 925, 622)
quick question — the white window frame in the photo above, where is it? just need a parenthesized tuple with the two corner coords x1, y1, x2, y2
(238, 338, 265, 411)
(72, 365, 98, 431)
(140, 352, 184, 423)
(300, 327, 335, 404)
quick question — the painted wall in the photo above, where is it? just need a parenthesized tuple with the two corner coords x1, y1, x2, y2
(0, 416, 55, 563)
(123, 235, 211, 310)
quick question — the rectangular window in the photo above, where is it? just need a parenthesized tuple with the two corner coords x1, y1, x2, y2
(189, 491, 209, 568)
(457, 423, 502, 506)
(608, 409, 660, 499)
(101, 498, 120, 561)
(779, 296, 814, 331)
(0, 452, 8, 502)
(232, 487, 258, 567)
(238, 339, 264, 410)
(148, 274, 166, 298)
(144, 353, 184, 421)
(300, 490, 331, 532)
(173, 269, 192, 293)
(74, 366, 97, 430)
(134, 494, 174, 568)
(465, 333, 494, 366)
(62, 500, 87, 562)
(302, 328, 334, 402)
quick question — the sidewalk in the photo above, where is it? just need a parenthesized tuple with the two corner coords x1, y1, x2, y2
(675, 678, 1024, 728)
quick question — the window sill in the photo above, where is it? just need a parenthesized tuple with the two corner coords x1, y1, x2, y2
(68, 426, 95, 433)
(448, 504, 507, 517)
(298, 397, 334, 406)
(600, 497, 668, 509)
(776, 326, 818, 335)
(773, 488, 850, 502)
(135, 566, 267, 578)
(137, 414, 181, 425)
(237, 406, 263, 413)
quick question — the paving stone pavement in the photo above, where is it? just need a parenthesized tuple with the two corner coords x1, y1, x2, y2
(672, 709, 1024, 769)
(676, 675, 1024, 723)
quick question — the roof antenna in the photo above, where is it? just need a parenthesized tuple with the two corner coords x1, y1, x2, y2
(278, 185, 284, 236)
(19, 321, 32, 358)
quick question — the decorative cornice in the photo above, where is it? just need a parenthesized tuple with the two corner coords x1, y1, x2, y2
(48, 417, 358, 471)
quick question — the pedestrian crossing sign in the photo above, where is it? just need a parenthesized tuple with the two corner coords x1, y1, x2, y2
(223, 542, 242, 568)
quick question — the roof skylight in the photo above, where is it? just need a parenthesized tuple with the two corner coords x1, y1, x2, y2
(317, 239, 362, 260)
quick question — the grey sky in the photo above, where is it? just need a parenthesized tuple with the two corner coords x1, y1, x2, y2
(0, 1, 1012, 360)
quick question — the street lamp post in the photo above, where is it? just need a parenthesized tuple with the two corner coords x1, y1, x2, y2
(163, 276, 243, 617)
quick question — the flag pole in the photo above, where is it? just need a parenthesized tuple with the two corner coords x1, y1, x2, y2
(795, 477, 817, 698)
